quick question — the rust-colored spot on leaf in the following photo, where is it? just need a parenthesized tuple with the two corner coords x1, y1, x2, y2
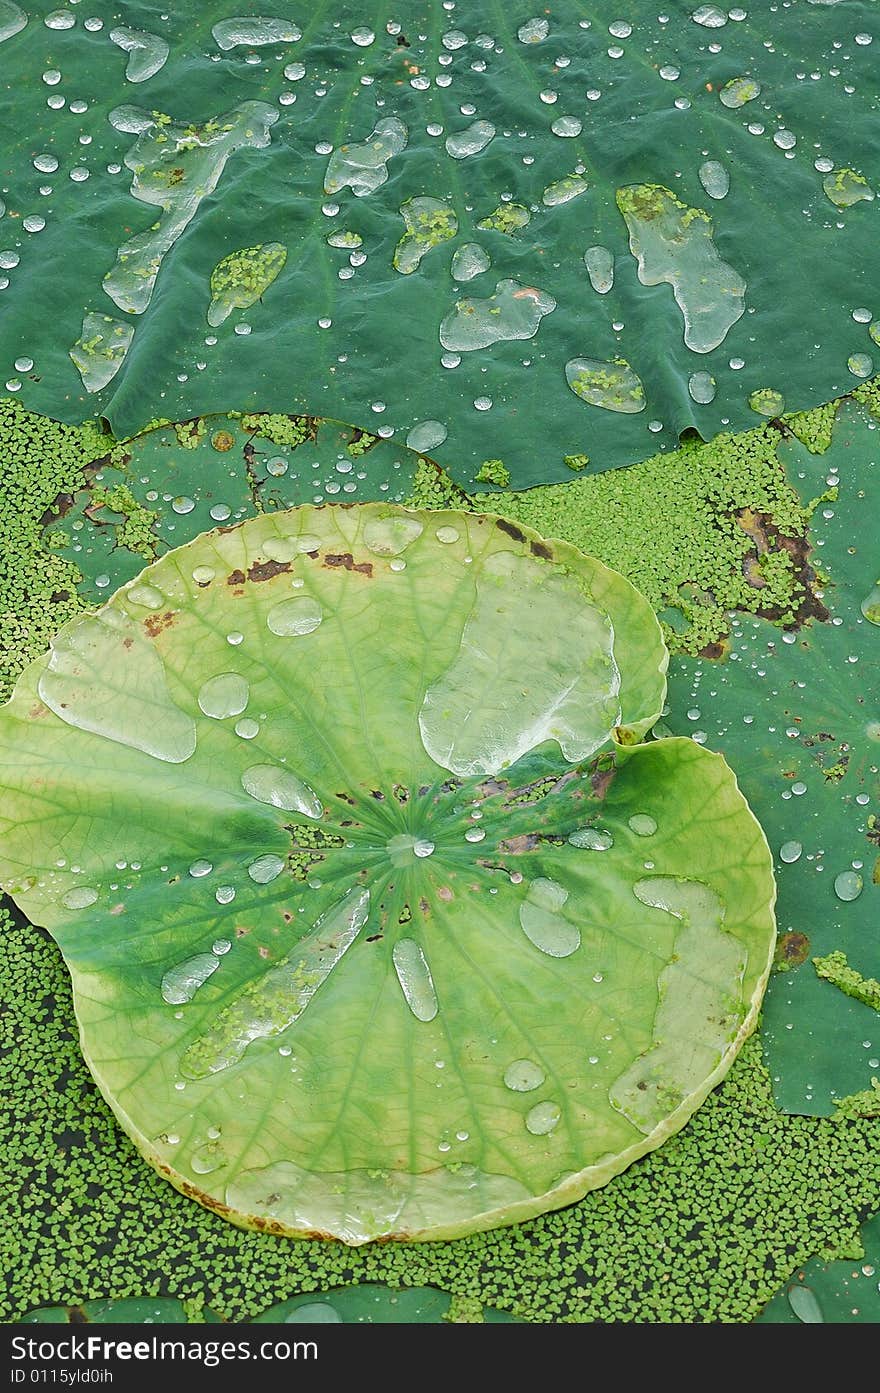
(530, 539, 552, 560)
(323, 552, 373, 576)
(143, 611, 175, 638)
(227, 568, 246, 586)
(495, 517, 526, 543)
(247, 558, 291, 582)
(773, 931, 811, 972)
(498, 832, 539, 854)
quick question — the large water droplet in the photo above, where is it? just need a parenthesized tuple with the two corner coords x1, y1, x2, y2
(441, 280, 556, 353)
(786, 1283, 824, 1324)
(834, 870, 863, 902)
(860, 584, 880, 625)
(212, 17, 302, 49)
(109, 26, 169, 83)
(198, 672, 249, 719)
(504, 1059, 545, 1092)
(363, 515, 423, 556)
(517, 17, 549, 43)
(61, 886, 98, 910)
(393, 197, 457, 274)
(566, 357, 646, 413)
(628, 815, 657, 837)
(266, 596, 323, 637)
(584, 246, 614, 294)
(688, 371, 717, 404)
(451, 243, 491, 283)
(248, 854, 286, 884)
(445, 120, 496, 160)
(241, 764, 322, 818)
(823, 168, 874, 209)
(698, 160, 730, 200)
(161, 953, 220, 1004)
(779, 841, 803, 864)
(519, 878, 579, 958)
(406, 420, 448, 452)
(392, 938, 438, 1022)
(525, 1100, 561, 1135)
(569, 827, 614, 850)
(324, 118, 408, 197)
(692, 4, 727, 26)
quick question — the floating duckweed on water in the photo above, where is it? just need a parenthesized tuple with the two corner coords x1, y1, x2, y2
(451, 243, 490, 282)
(565, 357, 646, 414)
(813, 951, 880, 1012)
(475, 459, 510, 487)
(719, 76, 760, 108)
(392, 198, 458, 275)
(207, 244, 287, 327)
(476, 203, 531, 235)
(698, 161, 730, 200)
(749, 388, 786, 418)
(445, 121, 496, 159)
(109, 26, 169, 83)
(266, 596, 323, 637)
(69, 314, 134, 393)
(822, 169, 874, 209)
(583, 246, 614, 295)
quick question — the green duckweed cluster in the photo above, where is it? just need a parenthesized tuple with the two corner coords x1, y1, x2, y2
(2, 905, 877, 1324)
(237, 413, 312, 449)
(412, 422, 812, 654)
(814, 951, 880, 1013)
(475, 459, 511, 488)
(0, 399, 103, 700)
(89, 484, 159, 561)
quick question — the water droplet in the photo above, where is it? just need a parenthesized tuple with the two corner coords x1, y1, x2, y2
(860, 585, 880, 625)
(350, 27, 374, 46)
(504, 1059, 545, 1092)
(451, 243, 491, 283)
(364, 515, 423, 556)
(823, 168, 874, 208)
(266, 596, 323, 638)
(692, 5, 727, 27)
(435, 525, 460, 544)
(161, 953, 220, 1004)
(324, 117, 408, 197)
(212, 940, 231, 956)
(659, 65, 680, 81)
(518, 17, 549, 43)
(191, 1140, 226, 1174)
(791, 782, 807, 796)
(248, 854, 286, 884)
(584, 246, 614, 294)
(283, 61, 306, 81)
(569, 827, 614, 850)
(392, 938, 438, 1022)
(61, 886, 98, 910)
(773, 129, 796, 150)
(525, 1100, 561, 1135)
(542, 174, 589, 206)
(242, 765, 322, 818)
(215, 885, 235, 904)
(189, 860, 213, 878)
(406, 419, 448, 452)
(445, 120, 496, 160)
(628, 814, 657, 837)
(688, 371, 717, 404)
(413, 839, 435, 858)
(464, 826, 486, 843)
(749, 388, 786, 417)
(834, 870, 863, 902)
(235, 717, 260, 739)
(699, 160, 730, 200)
(393, 196, 458, 274)
(198, 672, 249, 720)
(848, 352, 873, 379)
(212, 17, 302, 49)
(519, 877, 579, 958)
(779, 841, 803, 864)
(566, 357, 646, 413)
(14, 357, 33, 373)
(109, 26, 170, 83)
(69, 312, 133, 393)
(192, 565, 216, 585)
(551, 115, 582, 138)
(787, 1283, 824, 1324)
(126, 583, 164, 609)
(718, 76, 761, 109)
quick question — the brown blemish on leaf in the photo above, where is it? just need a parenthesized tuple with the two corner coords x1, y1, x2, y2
(227, 568, 246, 586)
(247, 558, 291, 582)
(590, 760, 617, 800)
(27, 702, 49, 719)
(773, 931, 811, 972)
(122, 636, 133, 650)
(733, 507, 829, 627)
(419, 897, 430, 915)
(323, 552, 373, 576)
(143, 611, 175, 638)
(477, 777, 508, 798)
(437, 886, 454, 902)
(699, 638, 729, 661)
(498, 832, 539, 854)
(495, 517, 526, 543)
(530, 540, 552, 560)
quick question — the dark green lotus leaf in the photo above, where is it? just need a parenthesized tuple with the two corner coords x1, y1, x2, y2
(251, 1283, 521, 1323)
(0, 2, 878, 482)
(758, 1209, 880, 1324)
(42, 412, 436, 602)
(0, 504, 775, 1241)
(18, 1298, 215, 1323)
(664, 399, 880, 1115)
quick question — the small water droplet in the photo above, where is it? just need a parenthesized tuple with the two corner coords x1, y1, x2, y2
(525, 1100, 561, 1135)
(504, 1059, 545, 1092)
(628, 814, 657, 837)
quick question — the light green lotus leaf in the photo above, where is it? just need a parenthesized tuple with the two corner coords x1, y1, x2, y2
(0, 504, 774, 1242)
